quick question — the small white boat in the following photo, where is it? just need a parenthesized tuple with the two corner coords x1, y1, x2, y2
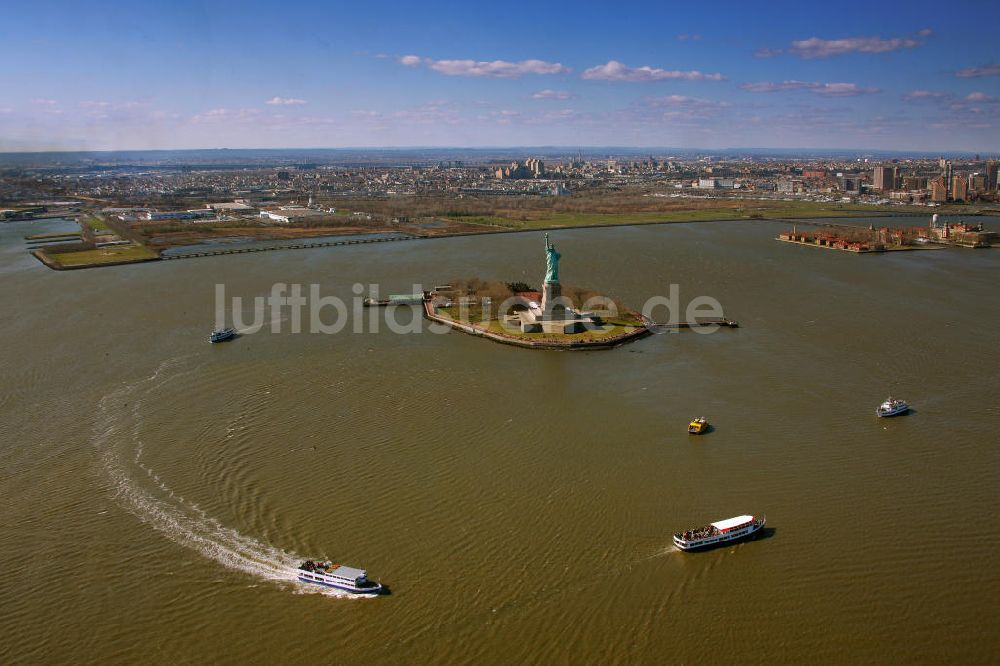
(209, 327, 236, 343)
(297, 560, 383, 594)
(876, 396, 909, 417)
(673, 515, 765, 551)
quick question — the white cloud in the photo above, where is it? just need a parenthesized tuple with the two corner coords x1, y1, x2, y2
(79, 100, 149, 110)
(903, 89, 947, 100)
(788, 35, 923, 59)
(956, 62, 1000, 78)
(740, 80, 880, 96)
(31, 98, 57, 105)
(266, 96, 307, 106)
(191, 108, 263, 123)
(532, 89, 574, 100)
(398, 55, 569, 78)
(754, 47, 783, 59)
(353, 101, 463, 126)
(810, 83, 881, 96)
(645, 95, 727, 107)
(581, 60, 725, 82)
(903, 90, 997, 106)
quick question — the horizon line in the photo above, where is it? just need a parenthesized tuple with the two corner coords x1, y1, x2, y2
(2, 145, 999, 157)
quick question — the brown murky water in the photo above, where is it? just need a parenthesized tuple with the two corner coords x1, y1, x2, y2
(2, 217, 998, 663)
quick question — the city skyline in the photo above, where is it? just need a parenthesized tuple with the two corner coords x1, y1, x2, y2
(2, 0, 999, 152)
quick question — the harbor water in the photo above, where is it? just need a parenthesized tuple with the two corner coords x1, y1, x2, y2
(1, 216, 998, 663)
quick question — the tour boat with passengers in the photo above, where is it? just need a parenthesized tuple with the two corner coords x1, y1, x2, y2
(209, 327, 237, 343)
(297, 560, 383, 594)
(876, 396, 909, 417)
(673, 515, 765, 551)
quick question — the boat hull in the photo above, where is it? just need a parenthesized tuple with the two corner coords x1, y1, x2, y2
(297, 575, 383, 594)
(876, 406, 909, 417)
(673, 518, 765, 551)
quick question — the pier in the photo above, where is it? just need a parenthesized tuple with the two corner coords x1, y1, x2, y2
(160, 234, 423, 260)
(24, 233, 82, 246)
(642, 317, 740, 330)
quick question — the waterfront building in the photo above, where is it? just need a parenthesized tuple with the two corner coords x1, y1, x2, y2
(969, 174, 987, 194)
(929, 176, 948, 202)
(699, 177, 735, 189)
(259, 207, 330, 224)
(952, 176, 969, 202)
(139, 209, 215, 221)
(206, 201, 255, 214)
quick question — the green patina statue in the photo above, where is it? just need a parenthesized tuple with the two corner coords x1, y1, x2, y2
(544, 233, 560, 284)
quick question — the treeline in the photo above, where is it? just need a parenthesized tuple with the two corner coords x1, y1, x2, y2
(316, 189, 749, 221)
(137, 219, 267, 235)
(447, 277, 625, 314)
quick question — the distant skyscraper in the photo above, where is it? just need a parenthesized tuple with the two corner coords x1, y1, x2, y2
(952, 175, 968, 202)
(873, 166, 896, 191)
(929, 176, 948, 202)
(987, 160, 998, 191)
(495, 158, 545, 180)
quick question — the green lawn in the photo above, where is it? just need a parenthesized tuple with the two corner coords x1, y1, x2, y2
(447, 201, 933, 231)
(26, 231, 83, 240)
(480, 318, 640, 342)
(84, 216, 110, 231)
(41, 243, 159, 268)
(438, 303, 644, 342)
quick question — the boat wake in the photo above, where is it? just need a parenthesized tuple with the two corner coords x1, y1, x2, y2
(233, 314, 289, 335)
(94, 357, 360, 598)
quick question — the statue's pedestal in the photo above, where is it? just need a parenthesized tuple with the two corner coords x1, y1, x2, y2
(539, 282, 568, 320)
(519, 281, 593, 333)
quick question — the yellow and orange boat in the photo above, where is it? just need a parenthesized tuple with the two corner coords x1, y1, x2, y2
(687, 417, 709, 435)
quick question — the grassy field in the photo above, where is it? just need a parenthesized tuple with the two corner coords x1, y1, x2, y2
(84, 216, 110, 231)
(480, 319, 640, 342)
(437, 306, 642, 343)
(40, 243, 159, 268)
(446, 201, 930, 230)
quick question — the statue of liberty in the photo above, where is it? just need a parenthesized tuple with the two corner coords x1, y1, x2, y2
(544, 233, 561, 284)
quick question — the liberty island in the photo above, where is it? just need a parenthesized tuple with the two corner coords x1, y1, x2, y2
(424, 232, 651, 348)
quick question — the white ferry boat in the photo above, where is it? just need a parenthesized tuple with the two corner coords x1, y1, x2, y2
(673, 515, 765, 551)
(876, 396, 909, 417)
(209, 327, 236, 343)
(297, 560, 383, 594)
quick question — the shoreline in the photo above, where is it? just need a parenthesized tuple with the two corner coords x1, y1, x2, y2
(24, 209, 995, 270)
(422, 300, 651, 351)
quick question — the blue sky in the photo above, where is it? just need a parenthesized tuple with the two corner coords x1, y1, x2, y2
(1, 0, 998, 151)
